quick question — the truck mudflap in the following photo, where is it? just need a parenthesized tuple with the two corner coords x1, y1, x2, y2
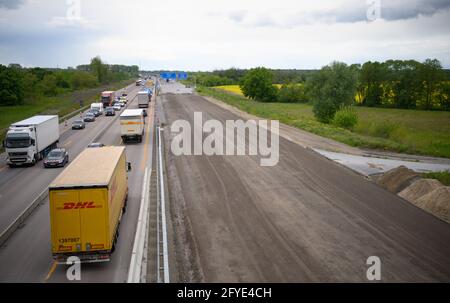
(53, 251, 111, 264)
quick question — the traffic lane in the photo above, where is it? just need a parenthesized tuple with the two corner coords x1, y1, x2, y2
(0, 85, 142, 233)
(44, 101, 154, 282)
(0, 99, 154, 282)
(0, 82, 136, 170)
(162, 92, 450, 282)
(0, 81, 138, 180)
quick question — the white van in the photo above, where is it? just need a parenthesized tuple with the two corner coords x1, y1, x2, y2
(90, 102, 104, 115)
(120, 109, 145, 143)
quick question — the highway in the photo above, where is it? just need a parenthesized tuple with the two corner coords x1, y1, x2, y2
(0, 81, 156, 282)
(0, 80, 449, 283)
(159, 81, 450, 282)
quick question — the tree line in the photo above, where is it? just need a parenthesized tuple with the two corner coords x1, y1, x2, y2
(237, 59, 450, 125)
(0, 56, 139, 106)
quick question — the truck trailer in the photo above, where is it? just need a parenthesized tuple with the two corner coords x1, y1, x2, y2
(137, 91, 150, 108)
(4, 115, 59, 167)
(49, 146, 130, 263)
(120, 109, 145, 143)
(101, 91, 115, 107)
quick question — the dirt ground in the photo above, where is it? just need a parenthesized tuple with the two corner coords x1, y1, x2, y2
(159, 88, 450, 282)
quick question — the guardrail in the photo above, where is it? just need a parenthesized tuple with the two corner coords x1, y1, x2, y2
(0, 189, 48, 247)
(156, 126, 170, 283)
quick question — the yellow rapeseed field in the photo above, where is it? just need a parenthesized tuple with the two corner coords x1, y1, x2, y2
(214, 85, 244, 96)
(214, 84, 283, 96)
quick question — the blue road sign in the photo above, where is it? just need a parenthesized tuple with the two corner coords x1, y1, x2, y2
(178, 72, 188, 80)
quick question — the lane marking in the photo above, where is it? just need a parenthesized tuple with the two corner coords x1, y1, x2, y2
(45, 260, 58, 282)
(140, 102, 154, 171)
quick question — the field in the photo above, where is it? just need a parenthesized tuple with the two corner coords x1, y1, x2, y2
(0, 79, 134, 145)
(201, 85, 450, 158)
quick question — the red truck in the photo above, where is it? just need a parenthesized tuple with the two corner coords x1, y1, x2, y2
(101, 91, 115, 107)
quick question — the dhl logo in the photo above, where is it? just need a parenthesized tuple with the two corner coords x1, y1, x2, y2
(57, 202, 102, 210)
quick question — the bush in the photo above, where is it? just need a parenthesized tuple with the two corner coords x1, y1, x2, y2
(278, 84, 307, 103)
(240, 67, 278, 102)
(306, 61, 358, 123)
(371, 121, 399, 139)
(333, 106, 358, 129)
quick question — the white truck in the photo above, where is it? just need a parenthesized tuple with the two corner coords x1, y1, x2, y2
(90, 102, 104, 115)
(4, 115, 60, 167)
(120, 109, 145, 143)
(137, 91, 149, 108)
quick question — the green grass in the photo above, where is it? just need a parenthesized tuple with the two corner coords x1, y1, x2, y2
(423, 171, 450, 185)
(0, 79, 134, 146)
(198, 86, 450, 158)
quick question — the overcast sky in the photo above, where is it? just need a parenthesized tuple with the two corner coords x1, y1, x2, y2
(0, 0, 449, 70)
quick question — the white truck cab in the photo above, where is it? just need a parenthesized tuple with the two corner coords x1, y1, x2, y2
(4, 115, 60, 167)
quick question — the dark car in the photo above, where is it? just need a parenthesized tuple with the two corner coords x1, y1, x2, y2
(44, 148, 69, 168)
(88, 109, 101, 117)
(87, 142, 105, 148)
(83, 113, 96, 122)
(105, 107, 115, 116)
(122, 92, 127, 97)
(71, 119, 85, 129)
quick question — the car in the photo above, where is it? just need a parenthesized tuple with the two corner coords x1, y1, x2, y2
(122, 93, 127, 97)
(105, 107, 115, 116)
(83, 113, 96, 122)
(44, 148, 69, 168)
(118, 101, 125, 107)
(120, 96, 127, 103)
(88, 109, 101, 117)
(113, 104, 121, 111)
(87, 142, 105, 148)
(71, 119, 85, 129)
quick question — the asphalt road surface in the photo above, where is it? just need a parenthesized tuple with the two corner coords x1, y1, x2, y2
(0, 82, 156, 282)
(160, 81, 450, 282)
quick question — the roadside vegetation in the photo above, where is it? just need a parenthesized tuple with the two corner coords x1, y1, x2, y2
(191, 59, 450, 158)
(197, 86, 450, 158)
(422, 171, 450, 186)
(0, 56, 138, 144)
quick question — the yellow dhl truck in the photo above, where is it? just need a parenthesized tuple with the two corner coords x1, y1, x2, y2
(49, 146, 131, 263)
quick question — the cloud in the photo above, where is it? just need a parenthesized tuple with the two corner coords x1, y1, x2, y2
(0, 0, 25, 10)
(228, 10, 247, 23)
(47, 16, 97, 29)
(381, 0, 450, 20)
(226, 0, 450, 28)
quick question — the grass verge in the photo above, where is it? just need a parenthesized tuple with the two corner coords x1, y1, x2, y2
(422, 171, 450, 186)
(198, 86, 450, 158)
(0, 79, 134, 148)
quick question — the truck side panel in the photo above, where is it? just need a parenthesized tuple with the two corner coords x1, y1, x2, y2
(50, 189, 82, 253)
(79, 188, 110, 251)
(35, 116, 59, 153)
(108, 152, 127, 242)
